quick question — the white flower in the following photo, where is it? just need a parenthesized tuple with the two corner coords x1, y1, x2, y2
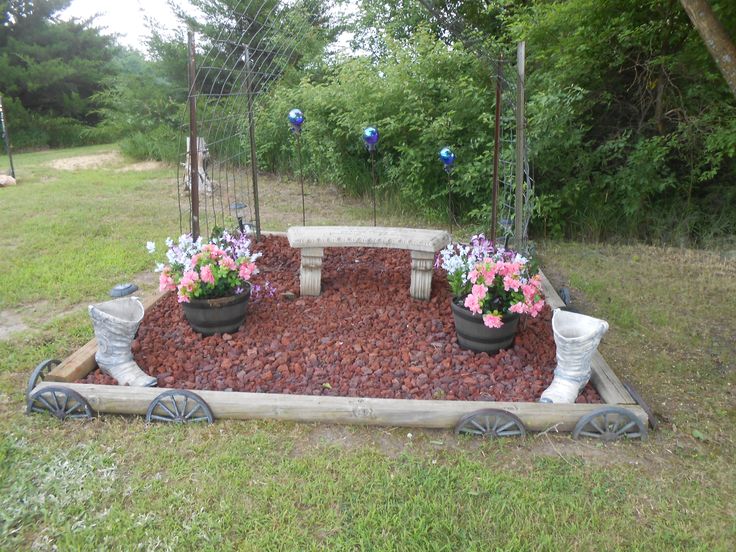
(146, 241, 156, 254)
(154, 262, 165, 273)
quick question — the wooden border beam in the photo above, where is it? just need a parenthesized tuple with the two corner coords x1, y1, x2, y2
(35, 382, 647, 432)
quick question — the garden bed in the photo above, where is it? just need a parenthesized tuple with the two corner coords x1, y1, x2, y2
(79, 235, 602, 404)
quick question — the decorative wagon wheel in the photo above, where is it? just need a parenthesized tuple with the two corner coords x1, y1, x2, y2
(455, 408, 527, 438)
(572, 406, 648, 442)
(26, 359, 61, 400)
(26, 386, 94, 420)
(145, 390, 214, 424)
(623, 381, 658, 430)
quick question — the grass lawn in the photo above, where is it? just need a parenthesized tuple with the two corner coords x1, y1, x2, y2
(1, 145, 734, 550)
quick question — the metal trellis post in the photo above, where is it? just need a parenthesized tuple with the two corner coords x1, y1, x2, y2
(515, 42, 526, 249)
(245, 46, 261, 240)
(187, 31, 201, 240)
(491, 57, 503, 246)
(0, 95, 15, 179)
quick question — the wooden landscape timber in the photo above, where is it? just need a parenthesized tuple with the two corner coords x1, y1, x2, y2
(40, 261, 641, 432)
(32, 381, 647, 432)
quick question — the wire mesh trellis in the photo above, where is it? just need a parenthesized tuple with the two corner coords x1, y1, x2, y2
(179, 0, 534, 250)
(495, 49, 535, 252)
(177, 0, 322, 240)
(415, 1, 535, 250)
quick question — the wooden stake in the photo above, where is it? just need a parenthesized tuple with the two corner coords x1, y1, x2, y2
(187, 31, 200, 240)
(245, 46, 261, 240)
(515, 42, 526, 249)
(0, 94, 15, 179)
(491, 57, 503, 246)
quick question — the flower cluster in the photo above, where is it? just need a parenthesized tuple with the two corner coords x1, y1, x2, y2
(437, 234, 544, 328)
(148, 230, 261, 303)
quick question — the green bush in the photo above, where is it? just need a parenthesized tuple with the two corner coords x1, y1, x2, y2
(1, 97, 93, 149)
(256, 30, 498, 224)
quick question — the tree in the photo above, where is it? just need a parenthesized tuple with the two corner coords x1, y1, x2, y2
(0, 0, 120, 146)
(680, 0, 736, 97)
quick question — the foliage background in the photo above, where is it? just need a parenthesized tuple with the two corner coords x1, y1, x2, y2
(1, 0, 735, 243)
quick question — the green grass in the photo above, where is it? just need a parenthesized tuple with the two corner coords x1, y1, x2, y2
(1, 145, 734, 550)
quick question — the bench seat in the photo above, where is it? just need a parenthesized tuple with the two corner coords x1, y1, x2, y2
(287, 226, 451, 300)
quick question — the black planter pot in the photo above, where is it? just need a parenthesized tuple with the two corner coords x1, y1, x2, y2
(450, 300, 520, 353)
(181, 284, 251, 336)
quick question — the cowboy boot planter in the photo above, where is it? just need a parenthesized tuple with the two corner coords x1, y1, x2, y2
(540, 309, 609, 404)
(89, 297, 157, 387)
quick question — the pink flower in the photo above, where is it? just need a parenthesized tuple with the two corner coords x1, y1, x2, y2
(478, 261, 497, 282)
(177, 290, 190, 303)
(509, 302, 527, 314)
(498, 261, 521, 277)
(530, 300, 545, 317)
(464, 294, 482, 314)
(482, 313, 503, 328)
(238, 262, 256, 281)
(180, 270, 200, 287)
(190, 253, 202, 268)
(503, 275, 522, 292)
(158, 270, 176, 292)
(522, 283, 538, 303)
(471, 284, 487, 299)
(200, 264, 215, 285)
(468, 269, 479, 284)
(219, 256, 236, 271)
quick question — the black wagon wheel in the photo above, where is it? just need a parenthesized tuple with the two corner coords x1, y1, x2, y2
(145, 390, 214, 424)
(26, 386, 94, 420)
(26, 359, 61, 400)
(623, 381, 658, 430)
(455, 408, 527, 438)
(572, 406, 648, 442)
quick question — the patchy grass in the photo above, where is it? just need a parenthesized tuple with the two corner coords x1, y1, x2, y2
(538, 242, 736, 441)
(0, 145, 734, 549)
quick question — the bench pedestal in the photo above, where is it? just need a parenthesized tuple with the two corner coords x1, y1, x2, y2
(409, 251, 435, 300)
(299, 247, 323, 296)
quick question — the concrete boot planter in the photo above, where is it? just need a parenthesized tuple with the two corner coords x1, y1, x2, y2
(540, 309, 608, 404)
(89, 297, 157, 387)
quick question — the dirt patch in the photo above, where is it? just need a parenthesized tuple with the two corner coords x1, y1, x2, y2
(0, 300, 87, 341)
(48, 152, 123, 171)
(82, 236, 602, 404)
(0, 309, 28, 340)
(116, 161, 166, 173)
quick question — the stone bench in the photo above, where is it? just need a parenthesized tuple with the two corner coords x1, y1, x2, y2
(287, 226, 451, 301)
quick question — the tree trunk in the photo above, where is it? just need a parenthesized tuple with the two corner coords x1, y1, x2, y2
(680, 0, 736, 97)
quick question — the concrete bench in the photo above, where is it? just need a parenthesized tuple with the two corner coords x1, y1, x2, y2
(287, 226, 451, 300)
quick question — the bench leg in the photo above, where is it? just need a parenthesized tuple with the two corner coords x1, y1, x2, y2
(410, 251, 435, 300)
(299, 247, 323, 296)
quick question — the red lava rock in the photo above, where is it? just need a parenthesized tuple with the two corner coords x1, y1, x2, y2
(79, 236, 601, 404)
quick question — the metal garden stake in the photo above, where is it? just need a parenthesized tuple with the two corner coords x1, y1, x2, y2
(439, 147, 456, 233)
(363, 127, 380, 226)
(288, 108, 305, 225)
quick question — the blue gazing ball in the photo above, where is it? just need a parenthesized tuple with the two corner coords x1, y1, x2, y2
(363, 127, 379, 145)
(439, 147, 456, 166)
(288, 108, 304, 126)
